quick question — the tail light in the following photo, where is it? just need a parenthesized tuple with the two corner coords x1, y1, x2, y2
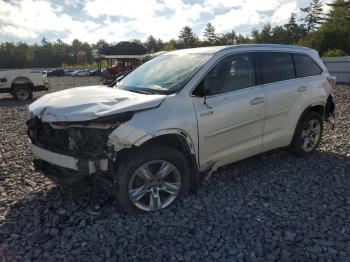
(327, 76, 336, 87)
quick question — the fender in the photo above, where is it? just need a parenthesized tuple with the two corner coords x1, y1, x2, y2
(12, 77, 33, 86)
(108, 125, 199, 169)
(133, 128, 196, 154)
(108, 125, 196, 156)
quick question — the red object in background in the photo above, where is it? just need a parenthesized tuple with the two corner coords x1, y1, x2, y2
(110, 62, 133, 74)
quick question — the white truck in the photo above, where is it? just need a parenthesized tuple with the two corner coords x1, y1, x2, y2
(0, 69, 49, 100)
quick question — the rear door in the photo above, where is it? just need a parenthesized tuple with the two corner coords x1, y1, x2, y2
(193, 52, 266, 167)
(292, 53, 325, 100)
(257, 52, 314, 152)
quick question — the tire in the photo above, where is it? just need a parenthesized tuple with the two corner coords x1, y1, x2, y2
(12, 85, 33, 101)
(290, 111, 323, 157)
(115, 145, 191, 214)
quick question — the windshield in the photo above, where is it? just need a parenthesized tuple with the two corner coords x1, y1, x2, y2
(118, 53, 212, 94)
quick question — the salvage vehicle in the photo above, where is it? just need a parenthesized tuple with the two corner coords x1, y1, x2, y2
(0, 69, 49, 100)
(27, 44, 335, 213)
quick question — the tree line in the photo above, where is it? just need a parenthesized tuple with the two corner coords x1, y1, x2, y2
(0, 0, 349, 69)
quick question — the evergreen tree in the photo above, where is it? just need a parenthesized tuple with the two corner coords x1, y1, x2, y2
(284, 13, 307, 43)
(145, 35, 163, 52)
(203, 23, 217, 44)
(298, 0, 350, 55)
(300, 0, 325, 32)
(235, 34, 251, 44)
(178, 26, 197, 48)
(217, 30, 236, 45)
(252, 24, 273, 43)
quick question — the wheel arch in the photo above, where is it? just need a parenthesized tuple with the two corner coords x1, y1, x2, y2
(11, 77, 33, 89)
(136, 130, 198, 169)
(309, 104, 325, 117)
(112, 129, 200, 190)
(291, 103, 325, 145)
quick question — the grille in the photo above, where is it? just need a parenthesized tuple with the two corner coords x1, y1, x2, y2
(27, 117, 69, 153)
(27, 117, 111, 158)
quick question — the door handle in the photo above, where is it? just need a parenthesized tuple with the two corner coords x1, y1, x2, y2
(250, 96, 265, 105)
(297, 85, 307, 92)
(200, 110, 214, 117)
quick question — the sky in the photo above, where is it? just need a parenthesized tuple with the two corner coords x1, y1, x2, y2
(0, 0, 330, 44)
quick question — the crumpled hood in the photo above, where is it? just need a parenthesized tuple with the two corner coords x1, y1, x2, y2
(29, 86, 166, 122)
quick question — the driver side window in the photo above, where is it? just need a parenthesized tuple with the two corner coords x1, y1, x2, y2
(198, 53, 256, 96)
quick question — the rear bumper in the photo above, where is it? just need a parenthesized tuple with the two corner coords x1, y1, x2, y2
(30, 143, 108, 174)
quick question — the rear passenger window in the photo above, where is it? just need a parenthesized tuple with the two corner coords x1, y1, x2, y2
(293, 54, 322, 77)
(258, 52, 295, 84)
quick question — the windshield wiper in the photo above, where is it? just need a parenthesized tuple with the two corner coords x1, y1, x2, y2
(127, 89, 151, 95)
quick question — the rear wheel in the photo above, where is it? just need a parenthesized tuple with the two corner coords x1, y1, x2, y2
(290, 111, 323, 157)
(115, 145, 191, 213)
(12, 85, 32, 101)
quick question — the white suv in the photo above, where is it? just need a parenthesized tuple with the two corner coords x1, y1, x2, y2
(27, 44, 335, 213)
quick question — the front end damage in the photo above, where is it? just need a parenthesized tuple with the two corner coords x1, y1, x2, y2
(26, 85, 167, 197)
(26, 114, 132, 193)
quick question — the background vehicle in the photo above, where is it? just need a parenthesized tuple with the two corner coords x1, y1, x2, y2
(0, 69, 49, 100)
(64, 69, 74, 76)
(88, 68, 101, 76)
(47, 69, 64, 77)
(27, 44, 335, 213)
(99, 52, 166, 85)
(71, 69, 89, 77)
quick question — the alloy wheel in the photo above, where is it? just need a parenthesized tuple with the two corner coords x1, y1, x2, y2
(301, 119, 321, 152)
(128, 160, 181, 212)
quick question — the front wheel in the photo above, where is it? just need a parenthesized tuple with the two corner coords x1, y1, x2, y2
(115, 145, 191, 213)
(290, 111, 323, 157)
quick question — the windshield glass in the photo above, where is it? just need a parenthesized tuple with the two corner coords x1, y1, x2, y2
(118, 53, 212, 94)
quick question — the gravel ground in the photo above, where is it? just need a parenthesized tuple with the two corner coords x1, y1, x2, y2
(0, 77, 349, 261)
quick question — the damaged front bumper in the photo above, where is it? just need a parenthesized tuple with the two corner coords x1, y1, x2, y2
(30, 143, 108, 174)
(26, 116, 117, 184)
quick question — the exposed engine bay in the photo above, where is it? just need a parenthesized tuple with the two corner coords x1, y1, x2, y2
(27, 117, 116, 158)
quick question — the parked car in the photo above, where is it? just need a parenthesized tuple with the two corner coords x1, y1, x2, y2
(27, 44, 335, 213)
(47, 69, 65, 77)
(0, 69, 49, 100)
(89, 68, 101, 76)
(71, 69, 89, 77)
(64, 69, 74, 76)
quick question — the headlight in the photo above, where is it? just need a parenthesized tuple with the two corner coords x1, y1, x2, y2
(49, 112, 134, 130)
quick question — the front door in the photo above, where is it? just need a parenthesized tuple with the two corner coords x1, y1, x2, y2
(193, 52, 266, 168)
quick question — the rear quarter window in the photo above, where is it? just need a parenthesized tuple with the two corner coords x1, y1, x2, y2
(257, 52, 295, 84)
(293, 53, 322, 77)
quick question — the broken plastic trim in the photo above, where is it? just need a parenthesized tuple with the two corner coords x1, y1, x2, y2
(50, 123, 116, 130)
